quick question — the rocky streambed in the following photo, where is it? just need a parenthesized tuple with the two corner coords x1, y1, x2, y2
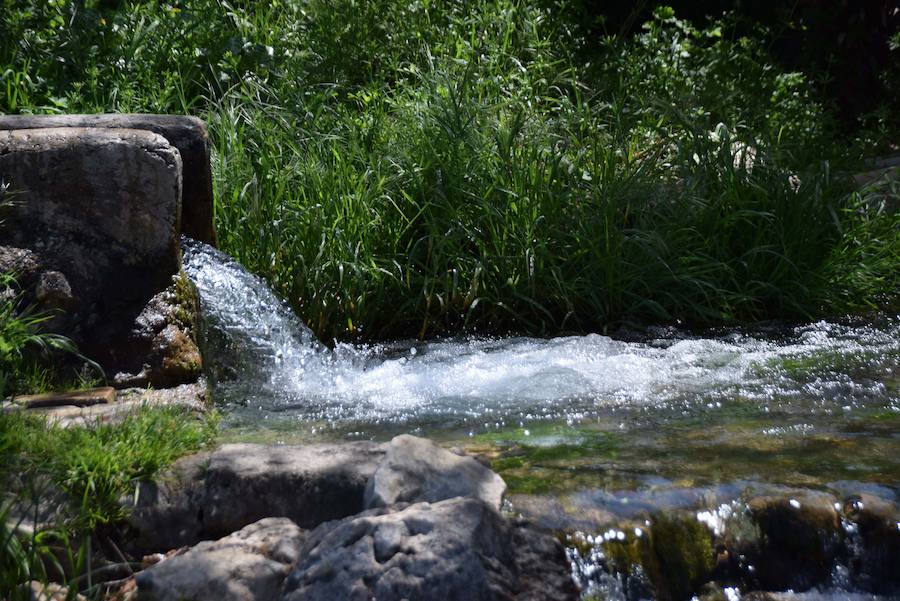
(39, 430, 895, 601)
(113, 435, 578, 601)
(4, 115, 897, 600)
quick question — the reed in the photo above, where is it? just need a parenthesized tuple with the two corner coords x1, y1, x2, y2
(2, 1, 896, 340)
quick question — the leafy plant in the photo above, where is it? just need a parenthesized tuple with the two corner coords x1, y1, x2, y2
(0, 1, 896, 339)
(0, 407, 218, 597)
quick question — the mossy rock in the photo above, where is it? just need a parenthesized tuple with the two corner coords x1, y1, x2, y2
(645, 513, 715, 601)
(170, 269, 200, 330)
(746, 492, 842, 591)
(601, 513, 714, 601)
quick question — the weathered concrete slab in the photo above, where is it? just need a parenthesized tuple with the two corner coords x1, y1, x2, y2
(0, 114, 216, 244)
(12, 386, 116, 409)
(0, 127, 182, 372)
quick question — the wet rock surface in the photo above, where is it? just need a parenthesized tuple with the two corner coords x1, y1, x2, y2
(746, 491, 843, 592)
(114, 271, 203, 388)
(282, 497, 578, 601)
(0, 113, 216, 245)
(135, 517, 305, 601)
(126, 442, 387, 555)
(563, 483, 900, 600)
(365, 434, 506, 511)
(843, 493, 900, 594)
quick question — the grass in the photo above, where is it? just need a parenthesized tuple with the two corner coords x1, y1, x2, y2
(0, 406, 218, 598)
(1, 181, 105, 399)
(1, 1, 897, 341)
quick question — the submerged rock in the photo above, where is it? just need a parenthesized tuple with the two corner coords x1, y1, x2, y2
(126, 442, 385, 555)
(843, 493, 900, 594)
(599, 511, 715, 601)
(282, 497, 578, 601)
(135, 517, 304, 601)
(365, 434, 506, 511)
(746, 491, 842, 592)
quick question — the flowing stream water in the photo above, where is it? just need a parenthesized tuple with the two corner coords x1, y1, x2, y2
(182, 239, 900, 600)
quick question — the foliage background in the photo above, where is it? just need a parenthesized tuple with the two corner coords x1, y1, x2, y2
(1, 0, 897, 341)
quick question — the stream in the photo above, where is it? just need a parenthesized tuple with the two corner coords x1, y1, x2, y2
(182, 238, 900, 600)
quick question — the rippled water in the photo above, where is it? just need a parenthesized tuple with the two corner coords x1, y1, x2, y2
(183, 238, 898, 437)
(184, 239, 899, 600)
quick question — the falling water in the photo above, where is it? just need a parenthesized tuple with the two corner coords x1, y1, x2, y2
(182, 238, 899, 435)
(182, 239, 900, 600)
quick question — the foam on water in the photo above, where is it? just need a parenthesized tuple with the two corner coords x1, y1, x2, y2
(182, 239, 899, 430)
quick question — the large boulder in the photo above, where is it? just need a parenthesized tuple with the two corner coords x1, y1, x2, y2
(0, 127, 183, 374)
(281, 497, 579, 601)
(0, 126, 206, 386)
(135, 517, 305, 601)
(364, 434, 506, 511)
(126, 442, 386, 555)
(0, 114, 216, 245)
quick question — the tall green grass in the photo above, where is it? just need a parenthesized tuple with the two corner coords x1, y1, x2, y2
(1, 1, 896, 340)
(0, 407, 218, 598)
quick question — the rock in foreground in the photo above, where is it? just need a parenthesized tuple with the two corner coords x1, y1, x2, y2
(282, 497, 578, 601)
(136, 517, 304, 601)
(127, 442, 386, 555)
(364, 434, 506, 510)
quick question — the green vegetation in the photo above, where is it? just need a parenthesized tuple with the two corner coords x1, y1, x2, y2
(0, 406, 217, 598)
(1, 182, 95, 399)
(1, 1, 898, 340)
(0, 273, 78, 398)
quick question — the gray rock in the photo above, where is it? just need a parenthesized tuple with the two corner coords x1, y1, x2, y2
(0, 127, 182, 374)
(135, 517, 305, 601)
(282, 497, 579, 601)
(0, 114, 216, 245)
(364, 434, 506, 510)
(0, 246, 41, 280)
(127, 442, 386, 555)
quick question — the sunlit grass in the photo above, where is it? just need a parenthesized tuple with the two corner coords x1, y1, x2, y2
(1, 1, 896, 340)
(0, 406, 218, 598)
